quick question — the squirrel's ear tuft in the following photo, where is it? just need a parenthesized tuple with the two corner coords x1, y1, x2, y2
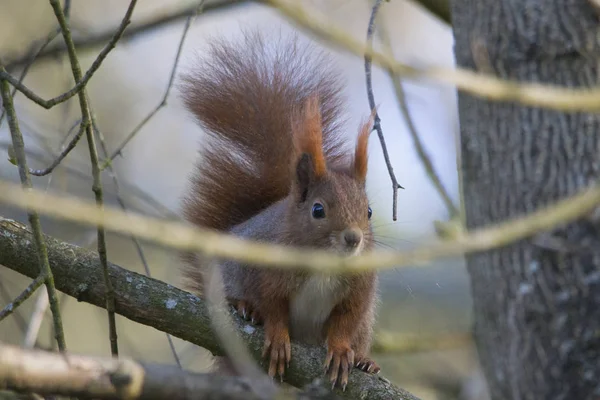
(353, 108, 375, 182)
(292, 94, 327, 179)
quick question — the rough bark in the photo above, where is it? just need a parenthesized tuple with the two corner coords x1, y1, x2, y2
(450, 1, 600, 399)
(0, 217, 418, 400)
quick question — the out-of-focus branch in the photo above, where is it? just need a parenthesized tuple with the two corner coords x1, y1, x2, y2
(0, 217, 419, 400)
(0, 343, 344, 400)
(372, 331, 472, 355)
(0, 178, 599, 274)
(264, 0, 600, 112)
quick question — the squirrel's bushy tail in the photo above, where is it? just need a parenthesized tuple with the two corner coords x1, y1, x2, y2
(179, 30, 349, 232)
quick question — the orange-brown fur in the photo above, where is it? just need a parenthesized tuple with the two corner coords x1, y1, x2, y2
(179, 30, 380, 389)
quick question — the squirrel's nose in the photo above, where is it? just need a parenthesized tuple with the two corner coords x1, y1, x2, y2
(343, 228, 363, 248)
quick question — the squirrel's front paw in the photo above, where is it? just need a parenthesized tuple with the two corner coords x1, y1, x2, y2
(355, 357, 380, 374)
(262, 323, 291, 380)
(324, 343, 355, 391)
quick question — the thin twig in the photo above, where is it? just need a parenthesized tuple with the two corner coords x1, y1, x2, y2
(0, 70, 67, 352)
(265, 0, 600, 112)
(0, 0, 136, 111)
(364, 0, 404, 221)
(374, 4, 459, 218)
(91, 110, 182, 368)
(29, 118, 88, 176)
(0, 0, 72, 128)
(0, 140, 179, 219)
(1, 177, 599, 274)
(4, 0, 243, 71)
(103, 0, 203, 167)
(47, 0, 141, 357)
(0, 280, 28, 334)
(0, 275, 45, 322)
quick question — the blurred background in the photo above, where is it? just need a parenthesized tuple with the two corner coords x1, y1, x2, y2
(0, 1, 487, 399)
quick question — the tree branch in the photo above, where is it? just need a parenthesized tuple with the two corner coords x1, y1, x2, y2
(0, 217, 419, 400)
(364, 0, 405, 221)
(264, 0, 600, 112)
(0, 178, 599, 274)
(0, 276, 45, 322)
(374, 8, 459, 219)
(0, 343, 345, 400)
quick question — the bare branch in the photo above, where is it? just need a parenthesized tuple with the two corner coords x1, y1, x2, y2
(374, 4, 459, 218)
(0, 218, 419, 400)
(0, 281, 28, 335)
(1, 178, 599, 274)
(264, 0, 600, 112)
(28, 119, 87, 176)
(364, 0, 404, 222)
(0, 343, 345, 400)
(0, 276, 45, 322)
(0, 72, 67, 352)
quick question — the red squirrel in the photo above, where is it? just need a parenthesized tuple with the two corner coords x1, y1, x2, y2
(179, 30, 380, 390)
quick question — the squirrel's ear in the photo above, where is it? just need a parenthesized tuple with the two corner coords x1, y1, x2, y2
(353, 108, 376, 182)
(292, 94, 327, 179)
(295, 153, 316, 201)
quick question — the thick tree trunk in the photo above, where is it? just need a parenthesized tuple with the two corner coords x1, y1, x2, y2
(450, 1, 600, 400)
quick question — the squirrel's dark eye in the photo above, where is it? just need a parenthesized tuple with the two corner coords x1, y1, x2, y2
(368, 206, 373, 219)
(312, 203, 325, 219)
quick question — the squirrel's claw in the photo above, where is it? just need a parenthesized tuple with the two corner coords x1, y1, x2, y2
(229, 299, 263, 325)
(262, 324, 291, 381)
(324, 345, 354, 391)
(354, 357, 381, 374)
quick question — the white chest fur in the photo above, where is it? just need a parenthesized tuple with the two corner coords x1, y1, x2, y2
(289, 275, 345, 344)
